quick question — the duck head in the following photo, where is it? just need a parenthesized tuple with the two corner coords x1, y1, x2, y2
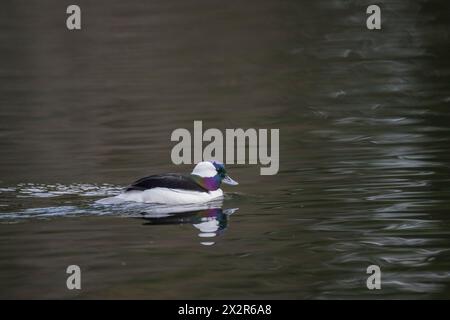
(191, 160, 238, 191)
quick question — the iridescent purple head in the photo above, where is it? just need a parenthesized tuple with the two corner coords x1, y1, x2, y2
(190, 161, 238, 191)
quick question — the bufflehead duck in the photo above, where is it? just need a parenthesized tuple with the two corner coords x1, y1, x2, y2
(115, 161, 238, 205)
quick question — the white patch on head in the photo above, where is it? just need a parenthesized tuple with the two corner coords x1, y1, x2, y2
(117, 187, 223, 205)
(191, 161, 217, 178)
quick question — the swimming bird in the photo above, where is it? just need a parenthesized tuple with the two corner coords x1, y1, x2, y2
(115, 161, 238, 205)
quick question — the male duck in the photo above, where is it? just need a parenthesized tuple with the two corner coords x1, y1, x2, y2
(115, 161, 238, 205)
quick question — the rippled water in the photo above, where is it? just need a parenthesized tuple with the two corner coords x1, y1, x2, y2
(1, 0, 450, 299)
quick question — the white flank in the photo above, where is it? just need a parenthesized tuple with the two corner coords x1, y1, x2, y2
(115, 187, 223, 205)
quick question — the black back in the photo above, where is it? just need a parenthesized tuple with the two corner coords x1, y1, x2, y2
(125, 173, 208, 192)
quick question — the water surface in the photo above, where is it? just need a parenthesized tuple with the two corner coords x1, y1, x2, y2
(1, 0, 450, 299)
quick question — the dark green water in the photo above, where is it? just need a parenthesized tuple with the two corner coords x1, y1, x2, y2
(1, 0, 450, 299)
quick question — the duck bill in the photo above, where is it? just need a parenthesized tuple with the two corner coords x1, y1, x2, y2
(222, 175, 239, 186)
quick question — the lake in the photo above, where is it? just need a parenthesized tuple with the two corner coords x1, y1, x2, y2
(0, 0, 449, 299)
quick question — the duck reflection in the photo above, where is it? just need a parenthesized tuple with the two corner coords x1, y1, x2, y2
(139, 201, 238, 246)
